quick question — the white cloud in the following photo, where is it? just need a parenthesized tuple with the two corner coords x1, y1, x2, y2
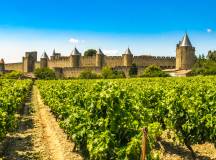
(207, 28, 213, 33)
(69, 38, 79, 44)
(103, 49, 119, 55)
(69, 38, 86, 45)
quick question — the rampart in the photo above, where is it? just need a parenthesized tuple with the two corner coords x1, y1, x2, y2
(5, 63, 23, 72)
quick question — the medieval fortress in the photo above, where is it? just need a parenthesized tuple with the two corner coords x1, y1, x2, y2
(0, 33, 196, 77)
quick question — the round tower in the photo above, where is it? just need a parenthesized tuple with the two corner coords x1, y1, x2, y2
(0, 58, 5, 72)
(176, 33, 196, 70)
(123, 48, 133, 66)
(96, 48, 104, 67)
(70, 47, 81, 67)
(40, 51, 48, 68)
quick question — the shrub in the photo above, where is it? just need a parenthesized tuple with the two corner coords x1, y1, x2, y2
(79, 70, 99, 79)
(142, 65, 170, 77)
(191, 59, 216, 76)
(112, 70, 126, 78)
(129, 63, 138, 77)
(3, 71, 24, 79)
(101, 67, 126, 79)
(34, 68, 56, 80)
(101, 66, 113, 79)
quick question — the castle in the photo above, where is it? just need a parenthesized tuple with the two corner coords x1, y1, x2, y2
(0, 33, 196, 77)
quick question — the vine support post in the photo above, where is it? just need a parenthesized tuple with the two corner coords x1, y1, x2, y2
(141, 127, 148, 160)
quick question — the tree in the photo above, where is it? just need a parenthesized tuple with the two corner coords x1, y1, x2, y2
(84, 49, 97, 56)
(79, 70, 99, 79)
(142, 65, 170, 77)
(34, 68, 56, 80)
(207, 50, 216, 61)
(129, 63, 138, 77)
(112, 70, 126, 78)
(101, 66, 113, 79)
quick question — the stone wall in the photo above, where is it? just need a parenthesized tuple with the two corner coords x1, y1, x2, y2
(56, 66, 147, 78)
(4, 54, 176, 75)
(133, 56, 175, 68)
(5, 63, 23, 72)
(35, 62, 40, 69)
(60, 67, 102, 78)
(48, 57, 71, 68)
(80, 56, 96, 67)
(104, 56, 123, 67)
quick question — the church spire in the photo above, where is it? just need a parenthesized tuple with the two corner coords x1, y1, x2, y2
(180, 33, 192, 47)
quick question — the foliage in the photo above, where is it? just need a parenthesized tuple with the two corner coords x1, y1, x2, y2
(0, 79, 32, 140)
(34, 68, 56, 80)
(101, 66, 125, 79)
(142, 65, 170, 77)
(112, 70, 126, 78)
(207, 50, 216, 61)
(36, 77, 216, 159)
(192, 55, 216, 75)
(2, 71, 24, 79)
(101, 66, 113, 79)
(84, 49, 97, 57)
(79, 70, 100, 79)
(129, 63, 138, 77)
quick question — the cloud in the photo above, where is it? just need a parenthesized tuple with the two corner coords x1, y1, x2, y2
(207, 28, 213, 33)
(103, 49, 119, 55)
(69, 38, 85, 44)
(69, 38, 79, 44)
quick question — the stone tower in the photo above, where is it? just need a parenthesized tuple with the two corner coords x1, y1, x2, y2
(123, 48, 133, 66)
(40, 51, 48, 68)
(0, 58, 5, 72)
(70, 47, 81, 67)
(96, 48, 104, 67)
(176, 33, 196, 70)
(23, 51, 37, 72)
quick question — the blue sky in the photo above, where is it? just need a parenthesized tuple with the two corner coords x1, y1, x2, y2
(0, 0, 216, 62)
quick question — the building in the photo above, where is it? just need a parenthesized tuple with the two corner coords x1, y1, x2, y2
(0, 33, 196, 77)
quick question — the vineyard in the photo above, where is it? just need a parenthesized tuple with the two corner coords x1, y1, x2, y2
(0, 79, 32, 140)
(36, 77, 216, 160)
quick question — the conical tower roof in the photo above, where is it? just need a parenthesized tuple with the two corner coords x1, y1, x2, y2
(124, 47, 132, 55)
(71, 47, 80, 55)
(53, 49, 56, 55)
(0, 58, 4, 64)
(97, 48, 104, 55)
(180, 33, 192, 47)
(41, 51, 48, 59)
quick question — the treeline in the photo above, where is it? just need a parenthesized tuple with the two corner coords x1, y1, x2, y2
(192, 50, 216, 75)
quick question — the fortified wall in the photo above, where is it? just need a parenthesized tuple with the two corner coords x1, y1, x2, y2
(2, 48, 176, 77)
(0, 33, 196, 77)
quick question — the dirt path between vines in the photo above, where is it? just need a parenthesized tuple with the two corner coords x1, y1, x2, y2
(0, 86, 83, 160)
(32, 86, 83, 160)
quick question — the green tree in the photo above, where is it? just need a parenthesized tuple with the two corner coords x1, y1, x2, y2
(79, 70, 99, 79)
(101, 66, 113, 79)
(34, 68, 56, 80)
(142, 65, 170, 77)
(207, 50, 216, 61)
(84, 49, 97, 56)
(112, 70, 126, 78)
(129, 63, 138, 77)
